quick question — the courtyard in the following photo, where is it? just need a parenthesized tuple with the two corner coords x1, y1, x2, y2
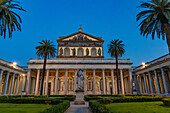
(0, 95, 169, 113)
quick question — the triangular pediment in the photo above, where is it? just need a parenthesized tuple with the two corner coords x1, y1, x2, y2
(57, 31, 104, 42)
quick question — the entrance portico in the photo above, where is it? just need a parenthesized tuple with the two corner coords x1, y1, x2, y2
(26, 59, 132, 95)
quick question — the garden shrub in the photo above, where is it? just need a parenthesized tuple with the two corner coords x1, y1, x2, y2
(39, 100, 70, 113)
(84, 95, 102, 101)
(0, 95, 76, 104)
(163, 98, 170, 106)
(85, 95, 163, 102)
(0, 97, 64, 104)
(97, 96, 163, 104)
(89, 100, 110, 113)
(0, 95, 76, 103)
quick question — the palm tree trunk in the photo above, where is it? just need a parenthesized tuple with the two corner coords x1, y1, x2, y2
(116, 54, 119, 94)
(164, 23, 170, 53)
(40, 55, 47, 95)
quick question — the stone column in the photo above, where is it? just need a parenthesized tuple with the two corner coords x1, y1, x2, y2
(84, 69, 86, 94)
(55, 69, 58, 95)
(35, 69, 40, 95)
(111, 69, 115, 94)
(3, 72, 10, 95)
(120, 69, 125, 94)
(161, 68, 168, 94)
(93, 69, 96, 95)
(31, 78, 36, 94)
(129, 69, 132, 94)
(139, 75, 143, 94)
(74, 69, 77, 91)
(0, 70, 4, 87)
(148, 72, 154, 94)
(154, 70, 160, 94)
(134, 75, 139, 93)
(45, 69, 49, 95)
(143, 73, 148, 94)
(15, 75, 20, 95)
(65, 69, 68, 95)
(9, 73, 15, 95)
(102, 69, 105, 94)
(19, 75, 24, 95)
(26, 69, 31, 94)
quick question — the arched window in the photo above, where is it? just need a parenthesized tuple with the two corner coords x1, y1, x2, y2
(64, 48, 70, 56)
(77, 48, 84, 56)
(91, 48, 96, 56)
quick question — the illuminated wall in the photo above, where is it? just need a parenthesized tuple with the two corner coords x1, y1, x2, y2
(57, 32, 104, 58)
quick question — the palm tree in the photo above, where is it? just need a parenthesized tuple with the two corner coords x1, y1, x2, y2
(136, 0, 170, 52)
(108, 39, 125, 94)
(36, 40, 56, 95)
(0, 0, 26, 38)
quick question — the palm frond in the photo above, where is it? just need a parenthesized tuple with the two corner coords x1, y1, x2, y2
(108, 39, 125, 58)
(0, 0, 25, 38)
(36, 40, 57, 59)
(136, 0, 169, 40)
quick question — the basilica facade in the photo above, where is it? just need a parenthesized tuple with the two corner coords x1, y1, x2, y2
(0, 27, 169, 96)
(26, 28, 133, 95)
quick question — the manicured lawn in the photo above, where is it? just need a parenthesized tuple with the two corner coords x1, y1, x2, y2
(106, 101, 170, 113)
(0, 103, 52, 113)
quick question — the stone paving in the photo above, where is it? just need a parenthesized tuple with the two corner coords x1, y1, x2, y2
(65, 102, 92, 113)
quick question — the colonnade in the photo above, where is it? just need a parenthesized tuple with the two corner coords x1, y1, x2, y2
(0, 70, 26, 95)
(26, 68, 132, 95)
(135, 66, 170, 95)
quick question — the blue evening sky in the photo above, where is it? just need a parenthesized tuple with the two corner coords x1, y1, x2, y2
(0, 0, 168, 66)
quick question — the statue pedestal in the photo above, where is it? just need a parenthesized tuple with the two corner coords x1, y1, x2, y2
(74, 91, 85, 105)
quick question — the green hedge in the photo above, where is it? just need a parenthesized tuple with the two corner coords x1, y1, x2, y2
(97, 96, 162, 104)
(39, 100, 70, 113)
(0, 95, 76, 103)
(163, 98, 170, 106)
(85, 95, 163, 103)
(84, 95, 102, 101)
(89, 100, 110, 113)
(0, 97, 64, 104)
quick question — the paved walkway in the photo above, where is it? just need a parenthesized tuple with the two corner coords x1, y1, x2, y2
(65, 102, 92, 113)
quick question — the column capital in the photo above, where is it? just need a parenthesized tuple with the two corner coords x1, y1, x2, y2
(0, 69, 4, 72)
(16, 74, 20, 76)
(160, 68, 164, 71)
(143, 73, 146, 76)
